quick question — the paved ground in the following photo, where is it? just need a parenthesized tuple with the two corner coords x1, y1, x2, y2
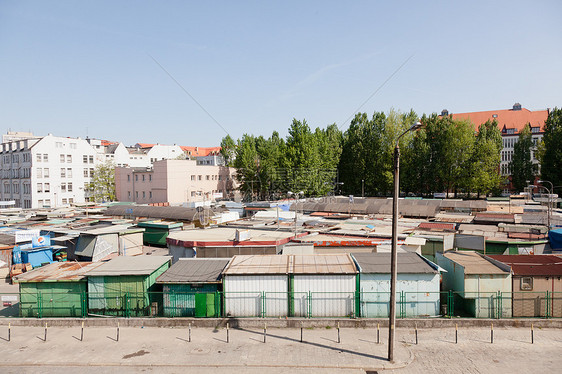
(0, 324, 560, 373)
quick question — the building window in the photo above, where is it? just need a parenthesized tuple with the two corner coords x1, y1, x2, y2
(44, 183, 50, 193)
(83, 155, 88, 163)
(149, 191, 152, 198)
(36, 154, 42, 162)
(69, 198, 73, 204)
(60, 154, 65, 163)
(37, 183, 43, 193)
(67, 182, 73, 192)
(61, 168, 66, 178)
(127, 175, 130, 182)
(191, 175, 195, 181)
(67, 155, 72, 163)
(13, 183, 19, 194)
(70, 143, 77, 149)
(84, 169, 89, 177)
(89, 168, 94, 177)
(135, 175, 138, 181)
(135, 191, 138, 198)
(142, 191, 146, 198)
(44, 168, 49, 178)
(61, 183, 66, 192)
(198, 175, 202, 180)
(38, 200, 43, 207)
(149, 175, 152, 182)
(43, 154, 48, 162)
(56, 142, 63, 148)
(128, 191, 131, 198)
(67, 168, 72, 178)
(89, 155, 94, 163)
(206, 175, 210, 180)
(520, 277, 533, 291)
(62, 198, 68, 205)
(45, 199, 51, 207)
(142, 175, 145, 182)
(36, 168, 42, 178)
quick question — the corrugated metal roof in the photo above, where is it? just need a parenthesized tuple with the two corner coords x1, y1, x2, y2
(85, 255, 171, 276)
(14, 262, 103, 283)
(223, 254, 357, 275)
(104, 205, 221, 221)
(417, 222, 456, 231)
(352, 252, 437, 274)
(487, 255, 562, 276)
(156, 258, 230, 283)
(292, 254, 356, 274)
(223, 255, 291, 275)
(442, 251, 508, 275)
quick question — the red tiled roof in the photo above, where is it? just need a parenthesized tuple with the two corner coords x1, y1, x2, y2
(451, 107, 548, 135)
(488, 255, 562, 276)
(135, 143, 155, 149)
(180, 146, 222, 157)
(101, 140, 117, 146)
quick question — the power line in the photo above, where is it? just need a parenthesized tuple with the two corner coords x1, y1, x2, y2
(338, 54, 415, 130)
(147, 53, 230, 136)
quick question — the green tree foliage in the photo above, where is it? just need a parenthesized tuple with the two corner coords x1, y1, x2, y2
(540, 108, 562, 187)
(220, 134, 236, 166)
(223, 119, 342, 200)
(510, 125, 537, 192)
(89, 161, 116, 202)
(468, 120, 503, 196)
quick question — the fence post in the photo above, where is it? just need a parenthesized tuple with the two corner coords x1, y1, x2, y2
(38, 291, 42, 319)
(546, 291, 550, 319)
(308, 291, 312, 319)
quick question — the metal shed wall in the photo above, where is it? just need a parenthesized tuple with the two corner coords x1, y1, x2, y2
(359, 273, 440, 317)
(223, 275, 288, 317)
(19, 281, 86, 317)
(293, 274, 356, 317)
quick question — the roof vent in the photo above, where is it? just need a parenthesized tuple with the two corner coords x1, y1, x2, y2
(513, 102, 522, 111)
(441, 109, 449, 116)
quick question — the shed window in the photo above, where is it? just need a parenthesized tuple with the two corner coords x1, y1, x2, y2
(520, 277, 533, 291)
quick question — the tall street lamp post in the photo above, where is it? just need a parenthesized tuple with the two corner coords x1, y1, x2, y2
(388, 121, 422, 362)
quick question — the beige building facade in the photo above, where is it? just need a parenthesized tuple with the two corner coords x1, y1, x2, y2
(115, 159, 237, 205)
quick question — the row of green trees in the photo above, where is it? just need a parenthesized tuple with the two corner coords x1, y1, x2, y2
(222, 108, 562, 199)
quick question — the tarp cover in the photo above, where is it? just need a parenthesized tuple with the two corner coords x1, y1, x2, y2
(548, 229, 562, 250)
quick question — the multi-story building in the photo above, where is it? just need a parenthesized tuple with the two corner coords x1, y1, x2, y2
(0, 134, 99, 208)
(445, 103, 549, 192)
(114, 159, 237, 205)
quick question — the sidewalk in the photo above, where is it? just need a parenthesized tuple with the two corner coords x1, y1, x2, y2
(0, 325, 560, 373)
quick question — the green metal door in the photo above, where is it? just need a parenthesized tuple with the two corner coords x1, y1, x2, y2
(206, 293, 215, 317)
(195, 293, 207, 317)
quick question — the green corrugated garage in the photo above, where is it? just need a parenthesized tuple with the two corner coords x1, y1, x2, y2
(14, 262, 102, 317)
(85, 256, 171, 317)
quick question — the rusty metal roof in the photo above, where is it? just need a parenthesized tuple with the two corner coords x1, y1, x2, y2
(13, 262, 103, 283)
(223, 255, 291, 275)
(487, 255, 562, 276)
(223, 254, 357, 275)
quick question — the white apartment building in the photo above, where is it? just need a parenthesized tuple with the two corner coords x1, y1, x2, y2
(0, 134, 99, 208)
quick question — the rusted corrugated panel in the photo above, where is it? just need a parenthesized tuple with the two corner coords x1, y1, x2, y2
(13, 262, 103, 282)
(418, 222, 456, 231)
(488, 255, 562, 276)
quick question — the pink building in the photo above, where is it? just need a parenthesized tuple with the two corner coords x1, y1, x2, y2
(115, 159, 237, 205)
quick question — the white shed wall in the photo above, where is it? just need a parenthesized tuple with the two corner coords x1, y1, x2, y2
(293, 275, 355, 317)
(224, 275, 288, 317)
(359, 273, 440, 317)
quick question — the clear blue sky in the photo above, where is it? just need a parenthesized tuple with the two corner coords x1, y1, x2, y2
(1, 1, 561, 147)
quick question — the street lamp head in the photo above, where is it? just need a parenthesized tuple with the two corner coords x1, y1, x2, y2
(538, 180, 544, 183)
(409, 121, 423, 131)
